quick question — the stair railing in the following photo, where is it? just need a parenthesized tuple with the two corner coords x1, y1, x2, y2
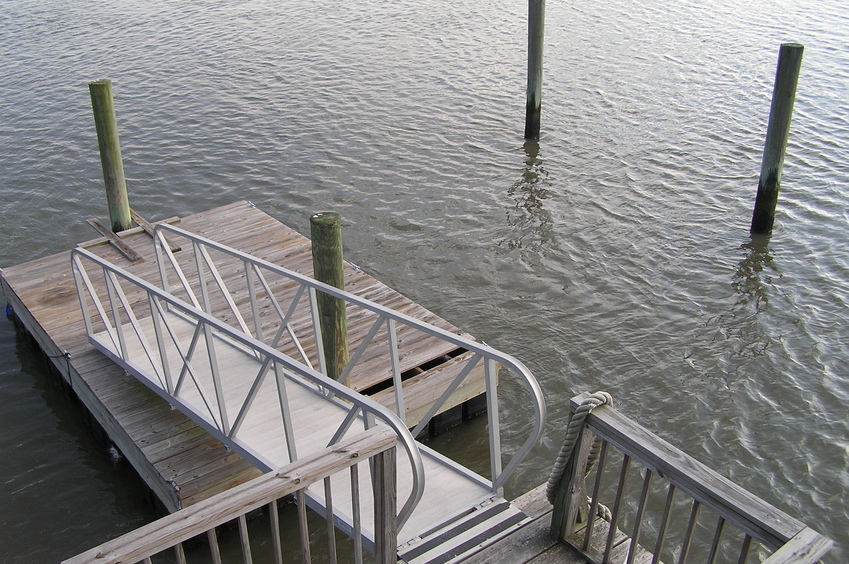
(151, 223, 546, 493)
(70, 246, 425, 532)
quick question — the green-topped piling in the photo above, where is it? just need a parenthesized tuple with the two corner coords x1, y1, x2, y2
(89, 79, 131, 233)
(310, 212, 350, 385)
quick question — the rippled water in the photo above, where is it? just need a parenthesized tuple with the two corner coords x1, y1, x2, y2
(1, 0, 847, 561)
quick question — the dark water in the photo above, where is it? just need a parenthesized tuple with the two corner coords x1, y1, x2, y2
(1, 0, 847, 561)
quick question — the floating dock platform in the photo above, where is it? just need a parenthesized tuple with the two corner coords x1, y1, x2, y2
(0, 201, 491, 512)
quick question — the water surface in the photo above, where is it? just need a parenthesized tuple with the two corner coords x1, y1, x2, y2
(1, 0, 847, 561)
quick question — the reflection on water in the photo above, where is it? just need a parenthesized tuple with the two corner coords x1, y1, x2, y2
(500, 141, 554, 256)
(733, 236, 778, 312)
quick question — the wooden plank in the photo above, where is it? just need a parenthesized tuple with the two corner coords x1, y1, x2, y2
(86, 217, 144, 263)
(761, 527, 834, 564)
(130, 209, 181, 252)
(62, 427, 396, 564)
(371, 350, 486, 428)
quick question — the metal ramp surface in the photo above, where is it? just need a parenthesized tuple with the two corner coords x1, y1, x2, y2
(70, 224, 545, 559)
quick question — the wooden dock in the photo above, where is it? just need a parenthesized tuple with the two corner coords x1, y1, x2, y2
(0, 201, 489, 513)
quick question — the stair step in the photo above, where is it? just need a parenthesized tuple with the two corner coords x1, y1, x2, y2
(399, 496, 528, 564)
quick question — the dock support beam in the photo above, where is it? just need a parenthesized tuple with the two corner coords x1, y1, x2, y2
(310, 212, 350, 384)
(750, 43, 804, 234)
(524, 0, 546, 139)
(89, 79, 132, 233)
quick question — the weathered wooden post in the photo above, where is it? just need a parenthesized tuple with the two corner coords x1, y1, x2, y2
(89, 79, 132, 233)
(550, 425, 593, 541)
(750, 43, 804, 234)
(310, 212, 350, 384)
(524, 0, 546, 139)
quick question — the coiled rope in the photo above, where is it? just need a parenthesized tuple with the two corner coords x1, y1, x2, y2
(546, 391, 614, 507)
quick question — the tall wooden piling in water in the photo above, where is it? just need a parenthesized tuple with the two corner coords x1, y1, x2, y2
(89, 79, 132, 233)
(524, 0, 546, 139)
(310, 212, 350, 384)
(750, 43, 804, 234)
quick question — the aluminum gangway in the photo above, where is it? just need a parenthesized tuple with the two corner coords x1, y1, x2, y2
(70, 224, 546, 562)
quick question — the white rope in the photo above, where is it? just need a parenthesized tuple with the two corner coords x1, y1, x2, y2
(546, 391, 613, 505)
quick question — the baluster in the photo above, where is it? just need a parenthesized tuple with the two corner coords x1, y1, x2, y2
(268, 501, 283, 564)
(678, 500, 702, 564)
(736, 534, 753, 564)
(297, 489, 311, 563)
(603, 454, 631, 564)
(583, 440, 609, 552)
(626, 468, 654, 564)
(325, 477, 338, 564)
(651, 483, 677, 564)
(706, 516, 726, 564)
(351, 464, 363, 564)
(207, 528, 223, 564)
(238, 514, 253, 564)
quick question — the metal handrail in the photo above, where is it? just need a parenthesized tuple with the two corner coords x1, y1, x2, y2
(152, 222, 547, 492)
(70, 246, 425, 531)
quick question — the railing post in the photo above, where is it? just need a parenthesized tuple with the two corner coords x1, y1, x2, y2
(88, 79, 132, 233)
(373, 444, 397, 564)
(751, 43, 804, 234)
(310, 212, 350, 384)
(550, 425, 594, 542)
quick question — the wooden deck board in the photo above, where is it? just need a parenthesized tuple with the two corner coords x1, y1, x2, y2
(0, 200, 487, 515)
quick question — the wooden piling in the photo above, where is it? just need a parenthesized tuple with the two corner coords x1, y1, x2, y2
(750, 43, 804, 234)
(89, 80, 132, 233)
(524, 0, 546, 139)
(310, 212, 350, 384)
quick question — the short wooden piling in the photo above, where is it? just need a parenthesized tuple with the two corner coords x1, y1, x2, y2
(310, 212, 350, 384)
(89, 79, 132, 233)
(750, 43, 804, 234)
(524, 0, 546, 139)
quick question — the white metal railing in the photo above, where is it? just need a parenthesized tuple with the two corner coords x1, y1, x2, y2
(70, 246, 425, 533)
(63, 427, 399, 564)
(151, 223, 546, 493)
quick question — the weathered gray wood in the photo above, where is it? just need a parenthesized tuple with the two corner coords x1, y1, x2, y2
(761, 527, 834, 564)
(525, 0, 545, 139)
(62, 427, 396, 564)
(88, 80, 131, 232)
(86, 218, 144, 263)
(238, 514, 253, 564)
(268, 501, 284, 564)
(751, 43, 804, 234)
(603, 454, 631, 563)
(297, 490, 311, 564)
(130, 209, 181, 252)
(310, 212, 350, 383)
(373, 442, 398, 564)
(570, 393, 806, 548)
(206, 529, 223, 564)
(550, 426, 593, 541)
(373, 443, 397, 564)
(324, 477, 338, 564)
